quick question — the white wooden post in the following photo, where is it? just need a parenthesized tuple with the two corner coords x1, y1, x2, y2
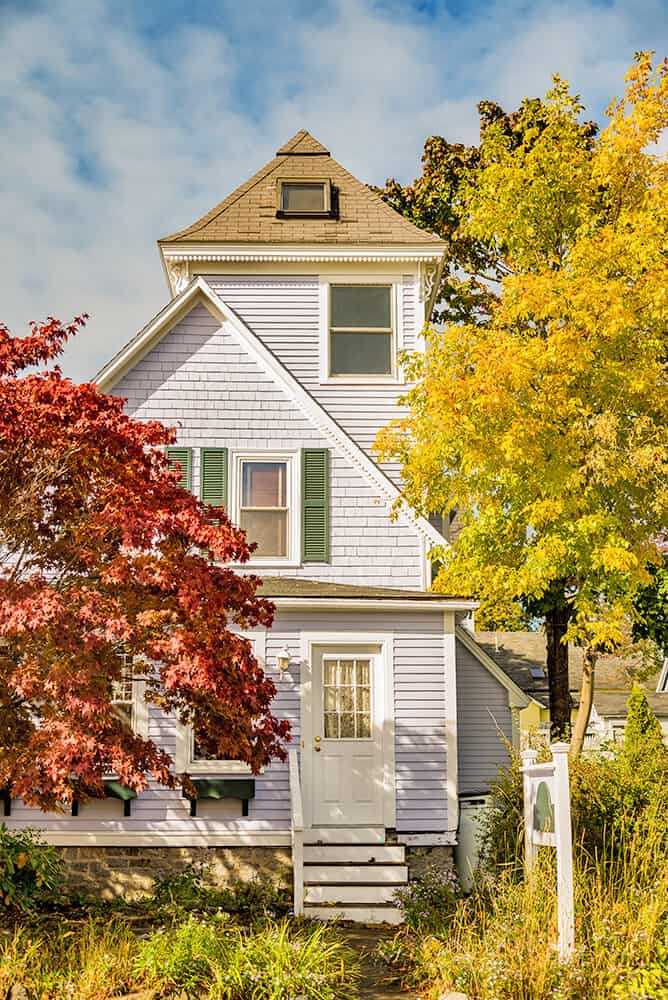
(551, 742, 575, 961)
(288, 748, 304, 917)
(521, 748, 538, 875)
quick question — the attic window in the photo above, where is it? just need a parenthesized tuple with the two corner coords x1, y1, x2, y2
(278, 181, 331, 216)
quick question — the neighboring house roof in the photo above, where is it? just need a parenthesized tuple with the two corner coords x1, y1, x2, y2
(475, 631, 667, 718)
(95, 276, 449, 556)
(159, 129, 445, 248)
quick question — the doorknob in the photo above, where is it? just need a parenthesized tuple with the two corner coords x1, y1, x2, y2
(314, 745, 321, 752)
(314, 736, 321, 752)
(314, 736, 321, 742)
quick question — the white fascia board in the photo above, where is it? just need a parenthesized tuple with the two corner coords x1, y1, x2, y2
(95, 276, 448, 552)
(656, 658, 668, 693)
(272, 598, 478, 612)
(455, 625, 534, 709)
(160, 242, 445, 264)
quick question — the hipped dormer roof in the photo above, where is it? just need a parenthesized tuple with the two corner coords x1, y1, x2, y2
(159, 129, 444, 247)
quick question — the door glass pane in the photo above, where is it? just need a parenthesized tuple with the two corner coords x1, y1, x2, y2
(331, 286, 391, 328)
(282, 183, 326, 213)
(356, 714, 371, 738)
(239, 509, 288, 557)
(321, 658, 372, 740)
(330, 332, 392, 376)
(324, 713, 339, 739)
(340, 713, 355, 738)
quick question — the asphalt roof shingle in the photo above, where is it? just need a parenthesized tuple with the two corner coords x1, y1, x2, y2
(160, 129, 445, 248)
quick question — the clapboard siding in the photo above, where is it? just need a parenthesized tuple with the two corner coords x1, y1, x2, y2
(277, 609, 450, 833)
(456, 639, 513, 795)
(6, 611, 453, 839)
(205, 274, 418, 484)
(113, 303, 424, 588)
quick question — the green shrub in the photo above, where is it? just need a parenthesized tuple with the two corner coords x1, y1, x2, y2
(209, 919, 360, 1000)
(147, 862, 290, 922)
(0, 824, 64, 911)
(136, 917, 360, 1000)
(135, 914, 228, 996)
(394, 865, 462, 932)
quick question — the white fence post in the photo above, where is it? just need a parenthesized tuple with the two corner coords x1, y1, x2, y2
(551, 742, 575, 961)
(288, 748, 304, 918)
(521, 748, 538, 876)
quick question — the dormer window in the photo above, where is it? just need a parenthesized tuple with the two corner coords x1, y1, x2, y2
(278, 180, 331, 216)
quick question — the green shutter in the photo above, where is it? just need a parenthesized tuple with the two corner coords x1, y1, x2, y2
(200, 448, 228, 509)
(301, 448, 329, 562)
(166, 446, 192, 491)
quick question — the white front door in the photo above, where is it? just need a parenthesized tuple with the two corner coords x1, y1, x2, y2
(308, 645, 386, 827)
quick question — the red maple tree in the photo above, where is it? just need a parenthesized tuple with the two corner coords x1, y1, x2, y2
(0, 316, 289, 809)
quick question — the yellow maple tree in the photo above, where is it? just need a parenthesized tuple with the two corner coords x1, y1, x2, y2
(377, 54, 668, 750)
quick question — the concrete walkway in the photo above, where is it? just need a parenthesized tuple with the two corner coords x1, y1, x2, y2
(341, 927, 420, 1000)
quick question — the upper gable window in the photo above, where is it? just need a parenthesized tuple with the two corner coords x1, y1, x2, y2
(278, 180, 331, 216)
(329, 285, 394, 377)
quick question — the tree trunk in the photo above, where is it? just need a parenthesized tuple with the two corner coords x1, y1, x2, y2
(545, 603, 572, 739)
(570, 646, 597, 756)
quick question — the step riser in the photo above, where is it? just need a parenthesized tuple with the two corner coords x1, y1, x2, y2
(306, 827, 385, 845)
(305, 904, 404, 925)
(304, 864, 408, 884)
(305, 884, 398, 905)
(303, 845, 405, 864)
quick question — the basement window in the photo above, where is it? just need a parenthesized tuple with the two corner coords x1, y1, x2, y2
(278, 180, 331, 216)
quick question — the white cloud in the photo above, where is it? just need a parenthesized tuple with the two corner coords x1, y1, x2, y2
(1, 0, 665, 380)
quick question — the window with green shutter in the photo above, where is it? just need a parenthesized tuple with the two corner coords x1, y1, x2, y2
(200, 448, 228, 509)
(166, 446, 192, 491)
(301, 448, 329, 562)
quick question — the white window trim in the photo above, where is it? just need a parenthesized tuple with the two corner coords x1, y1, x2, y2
(318, 274, 404, 385)
(175, 631, 266, 775)
(229, 450, 301, 568)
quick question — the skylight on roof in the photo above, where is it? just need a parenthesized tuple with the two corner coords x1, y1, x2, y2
(529, 666, 546, 680)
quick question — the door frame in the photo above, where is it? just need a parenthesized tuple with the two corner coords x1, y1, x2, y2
(299, 632, 396, 832)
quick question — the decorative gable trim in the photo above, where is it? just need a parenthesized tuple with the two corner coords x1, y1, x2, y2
(455, 626, 535, 709)
(95, 277, 448, 555)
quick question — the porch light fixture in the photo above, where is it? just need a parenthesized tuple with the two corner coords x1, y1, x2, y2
(277, 643, 292, 674)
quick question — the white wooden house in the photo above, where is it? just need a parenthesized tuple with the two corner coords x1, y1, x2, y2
(7, 131, 531, 922)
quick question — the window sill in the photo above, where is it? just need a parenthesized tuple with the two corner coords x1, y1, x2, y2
(188, 762, 256, 776)
(319, 375, 401, 386)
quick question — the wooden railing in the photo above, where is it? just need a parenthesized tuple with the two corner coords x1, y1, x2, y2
(288, 747, 304, 917)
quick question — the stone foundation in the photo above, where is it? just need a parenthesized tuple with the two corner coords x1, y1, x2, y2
(57, 846, 292, 900)
(405, 844, 455, 879)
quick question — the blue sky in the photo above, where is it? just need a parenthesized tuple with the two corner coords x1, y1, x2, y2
(2, 0, 667, 380)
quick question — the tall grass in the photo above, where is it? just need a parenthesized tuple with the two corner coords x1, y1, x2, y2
(0, 916, 360, 1000)
(384, 737, 668, 1000)
(0, 919, 138, 999)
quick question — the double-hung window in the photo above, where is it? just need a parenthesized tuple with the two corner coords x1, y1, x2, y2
(329, 284, 394, 377)
(175, 633, 265, 775)
(110, 651, 148, 737)
(234, 454, 297, 563)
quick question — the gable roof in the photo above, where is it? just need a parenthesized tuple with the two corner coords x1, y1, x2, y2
(95, 276, 449, 556)
(475, 631, 667, 718)
(159, 130, 444, 248)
